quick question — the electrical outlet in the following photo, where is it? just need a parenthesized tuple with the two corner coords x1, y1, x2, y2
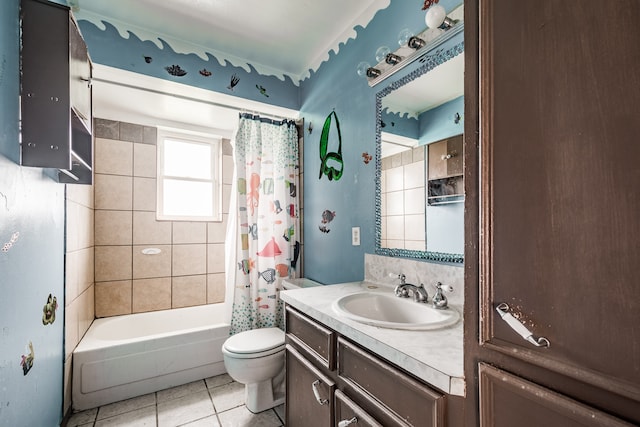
(352, 227, 360, 246)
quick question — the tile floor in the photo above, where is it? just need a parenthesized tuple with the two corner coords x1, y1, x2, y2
(65, 374, 284, 427)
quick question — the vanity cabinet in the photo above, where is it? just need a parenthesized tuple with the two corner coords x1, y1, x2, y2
(285, 306, 453, 427)
(427, 135, 463, 205)
(20, 0, 93, 184)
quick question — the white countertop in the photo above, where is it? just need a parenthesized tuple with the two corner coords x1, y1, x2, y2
(280, 280, 465, 396)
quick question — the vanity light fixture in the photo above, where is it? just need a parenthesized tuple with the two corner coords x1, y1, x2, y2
(358, 4, 463, 87)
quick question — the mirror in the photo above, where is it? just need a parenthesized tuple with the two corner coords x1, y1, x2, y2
(375, 26, 464, 264)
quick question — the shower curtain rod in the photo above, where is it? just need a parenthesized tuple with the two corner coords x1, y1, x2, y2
(93, 76, 297, 122)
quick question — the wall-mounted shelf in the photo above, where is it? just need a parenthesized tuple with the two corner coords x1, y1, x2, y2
(427, 135, 463, 206)
(20, 0, 93, 185)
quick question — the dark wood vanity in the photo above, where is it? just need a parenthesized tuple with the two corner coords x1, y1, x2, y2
(285, 306, 464, 427)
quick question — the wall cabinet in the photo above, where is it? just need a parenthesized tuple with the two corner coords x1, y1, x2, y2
(20, 0, 93, 184)
(285, 306, 452, 427)
(466, 0, 640, 425)
(427, 135, 463, 205)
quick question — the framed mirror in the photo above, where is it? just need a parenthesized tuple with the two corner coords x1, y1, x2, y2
(375, 30, 464, 264)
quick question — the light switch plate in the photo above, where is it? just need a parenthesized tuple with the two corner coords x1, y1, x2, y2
(352, 227, 361, 246)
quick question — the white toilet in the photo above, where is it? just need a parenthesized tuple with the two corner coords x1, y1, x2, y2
(221, 327, 286, 413)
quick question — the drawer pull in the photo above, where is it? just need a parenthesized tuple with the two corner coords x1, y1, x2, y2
(496, 303, 550, 348)
(311, 379, 329, 405)
(338, 416, 358, 427)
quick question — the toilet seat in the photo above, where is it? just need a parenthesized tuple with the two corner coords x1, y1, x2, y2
(223, 327, 285, 359)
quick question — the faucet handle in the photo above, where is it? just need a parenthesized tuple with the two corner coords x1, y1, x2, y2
(431, 282, 452, 309)
(389, 273, 406, 284)
(432, 282, 453, 292)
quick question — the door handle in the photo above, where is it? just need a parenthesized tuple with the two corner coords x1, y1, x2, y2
(311, 379, 329, 405)
(495, 303, 550, 348)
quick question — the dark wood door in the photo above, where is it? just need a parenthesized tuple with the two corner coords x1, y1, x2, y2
(465, 0, 640, 425)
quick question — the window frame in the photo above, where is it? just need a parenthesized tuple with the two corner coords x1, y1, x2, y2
(156, 128, 222, 222)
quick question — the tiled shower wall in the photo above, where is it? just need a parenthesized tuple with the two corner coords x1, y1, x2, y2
(64, 183, 95, 413)
(92, 119, 232, 317)
(380, 145, 426, 250)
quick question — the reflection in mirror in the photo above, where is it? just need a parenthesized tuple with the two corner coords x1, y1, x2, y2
(375, 35, 464, 264)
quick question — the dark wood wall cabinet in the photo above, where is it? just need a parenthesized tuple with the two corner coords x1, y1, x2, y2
(427, 135, 463, 205)
(465, 0, 640, 425)
(285, 306, 457, 427)
(20, 0, 93, 184)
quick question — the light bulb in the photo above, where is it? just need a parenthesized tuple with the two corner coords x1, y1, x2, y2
(424, 27, 444, 42)
(375, 46, 391, 63)
(397, 28, 414, 46)
(425, 4, 446, 29)
(356, 62, 371, 78)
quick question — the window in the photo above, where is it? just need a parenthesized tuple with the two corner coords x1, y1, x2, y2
(157, 129, 222, 221)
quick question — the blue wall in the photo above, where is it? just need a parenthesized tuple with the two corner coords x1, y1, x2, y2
(299, 0, 462, 284)
(419, 95, 464, 145)
(0, 1, 65, 425)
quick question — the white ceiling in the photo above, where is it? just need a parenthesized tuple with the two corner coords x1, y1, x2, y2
(72, 0, 390, 82)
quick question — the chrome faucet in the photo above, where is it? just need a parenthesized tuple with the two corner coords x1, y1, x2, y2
(394, 275, 429, 303)
(431, 282, 453, 309)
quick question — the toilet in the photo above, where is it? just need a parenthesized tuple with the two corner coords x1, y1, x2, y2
(222, 327, 286, 413)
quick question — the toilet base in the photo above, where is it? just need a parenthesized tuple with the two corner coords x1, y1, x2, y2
(244, 367, 285, 413)
(245, 380, 285, 413)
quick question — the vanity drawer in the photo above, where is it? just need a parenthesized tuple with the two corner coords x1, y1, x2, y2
(335, 389, 384, 427)
(285, 305, 336, 370)
(337, 337, 445, 427)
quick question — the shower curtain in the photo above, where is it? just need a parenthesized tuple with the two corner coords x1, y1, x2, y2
(228, 113, 300, 335)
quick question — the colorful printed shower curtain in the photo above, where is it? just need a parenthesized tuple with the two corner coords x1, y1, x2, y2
(229, 114, 300, 335)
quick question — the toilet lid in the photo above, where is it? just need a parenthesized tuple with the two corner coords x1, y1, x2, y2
(224, 327, 285, 354)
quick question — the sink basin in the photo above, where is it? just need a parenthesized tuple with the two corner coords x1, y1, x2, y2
(332, 292, 459, 330)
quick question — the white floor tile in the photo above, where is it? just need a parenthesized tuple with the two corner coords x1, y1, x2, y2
(157, 380, 207, 403)
(205, 374, 233, 390)
(209, 382, 245, 413)
(157, 390, 215, 427)
(67, 408, 98, 427)
(95, 406, 156, 427)
(97, 393, 156, 420)
(217, 406, 282, 427)
(179, 415, 221, 426)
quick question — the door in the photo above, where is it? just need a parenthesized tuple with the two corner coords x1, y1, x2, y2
(466, 0, 640, 425)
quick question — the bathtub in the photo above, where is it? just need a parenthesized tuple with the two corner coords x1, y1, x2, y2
(72, 304, 230, 411)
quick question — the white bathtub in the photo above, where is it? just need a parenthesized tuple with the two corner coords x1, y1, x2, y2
(72, 304, 230, 411)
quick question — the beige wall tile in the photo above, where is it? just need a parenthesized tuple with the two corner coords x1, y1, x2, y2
(207, 273, 225, 304)
(78, 285, 95, 341)
(95, 281, 132, 317)
(134, 143, 156, 178)
(133, 177, 157, 211)
(95, 245, 132, 282)
(222, 184, 231, 215)
(78, 247, 95, 295)
(173, 222, 207, 244)
(66, 181, 94, 208)
(133, 211, 171, 245)
(65, 250, 80, 303)
(95, 210, 132, 245)
(65, 201, 80, 252)
(133, 277, 171, 313)
(95, 138, 133, 175)
(222, 155, 233, 185)
(95, 174, 133, 210)
(133, 244, 172, 279)
(172, 275, 206, 308)
(173, 244, 207, 276)
(207, 216, 227, 244)
(64, 301, 79, 359)
(207, 243, 225, 274)
(64, 356, 72, 415)
(78, 203, 95, 248)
